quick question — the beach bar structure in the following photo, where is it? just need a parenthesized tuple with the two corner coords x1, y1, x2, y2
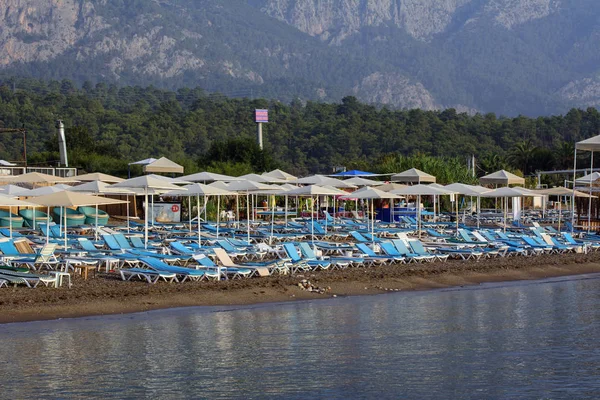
(573, 135, 600, 231)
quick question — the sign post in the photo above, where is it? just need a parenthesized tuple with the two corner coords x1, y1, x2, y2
(255, 109, 268, 150)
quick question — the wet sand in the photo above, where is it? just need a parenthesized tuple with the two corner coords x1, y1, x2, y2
(2, 252, 600, 324)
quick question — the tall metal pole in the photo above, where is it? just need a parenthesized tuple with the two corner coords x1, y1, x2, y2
(257, 122, 263, 150)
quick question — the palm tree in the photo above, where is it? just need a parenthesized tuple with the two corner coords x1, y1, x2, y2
(553, 141, 575, 169)
(478, 152, 507, 175)
(508, 140, 538, 174)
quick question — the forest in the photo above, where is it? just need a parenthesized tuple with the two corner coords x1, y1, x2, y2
(0, 78, 597, 186)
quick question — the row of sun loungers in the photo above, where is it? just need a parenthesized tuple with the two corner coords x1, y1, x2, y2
(0, 214, 599, 288)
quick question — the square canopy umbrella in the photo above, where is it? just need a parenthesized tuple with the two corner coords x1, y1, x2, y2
(479, 187, 541, 232)
(2, 172, 80, 186)
(0, 184, 32, 197)
(74, 172, 124, 183)
(0, 195, 37, 238)
(28, 191, 127, 248)
(26, 184, 71, 197)
(110, 175, 183, 248)
(180, 171, 241, 183)
(535, 187, 597, 232)
(340, 187, 400, 242)
(390, 184, 457, 237)
(143, 157, 184, 174)
(163, 183, 234, 245)
(479, 170, 524, 186)
(239, 173, 286, 184)
(227, 180, 281, 243)
(343, 177, 383, 187)
(289, 174, 357, 188)
(284, 185, 347, 243)
(262, 169, 297, 181)
(391, 168, 436, 184)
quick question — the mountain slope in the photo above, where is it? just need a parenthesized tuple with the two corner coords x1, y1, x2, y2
(0, 0, 600, 115)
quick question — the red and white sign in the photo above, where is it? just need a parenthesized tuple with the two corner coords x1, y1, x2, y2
(255, 109, 269, 123)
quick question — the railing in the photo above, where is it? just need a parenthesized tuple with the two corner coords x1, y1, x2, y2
(0, 166, 77, 177)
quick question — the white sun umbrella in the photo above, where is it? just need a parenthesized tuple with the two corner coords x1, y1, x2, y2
(344, 177, 383, 187)
(340, 187, 400, 243)
(26, 184, 72, 197)
(239, 173, 286, 184)
(289, 174, 358, 189)
(391, 184, 458, 237)
(263, 169, 297, 181)
(26, 184, 75, 235)
(0, 195, 37, 238)
(479, 187, 539, 232)
(273, 183, 297, 227)
(534, 187, 596, 232)
(249, 184, 293, 244)
(284, 185, 347, 243)
(289, 176, 356, 221)
(391, 168, 436, 184)
(209, 181, 230, 189)
(164, 183, 234, 246)
(74, 172, 124, 183)
(445, 183, 493, 228)
(28, 191, 127, 249)
(0, 184, 32, 197)
(68, 181, 135, 236)
(110, 176, 182, 248)
(2, 172, 80, 187)
(181, 171, 241, 183)
(145, 175, 192, 223)
(227, 180, 280, 242)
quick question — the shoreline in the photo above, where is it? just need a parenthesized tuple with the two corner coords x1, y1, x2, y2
(2, 252, 600, 324)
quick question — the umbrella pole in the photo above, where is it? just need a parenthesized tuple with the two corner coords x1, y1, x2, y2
(246, 191, 251, 244)
(95, 204, 99, 241)
(418, 194, 422, 239)
(285, 195, 288, 227)
(477, 196, 481, 229)
(456, 195, 459, 233)
(188, 196, 192, 233)
(571, 148, 577, 233)
(9, 206, 12, 239)
(126, 194, 130, 234)
(46, 207, 50, 244)
(324, 196, 328, 234)
(144, 189, 148, 249)
(236, 195, 239, 229)
(197, 194, 201, 246)
(270, 194, 275, 245)
(151, 194, 154, 227)
(311, 195, 314, 244)
(588, 151, 594, 232)
(371, 198, 374, 244)
(558, 200, 562, 233)
(504, 196, 507, 234)
(216, 195, 220, 238)
(64, 206, 68, 251)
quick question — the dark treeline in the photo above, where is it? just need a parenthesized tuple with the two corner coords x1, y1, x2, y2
(0, 78, 596, 183)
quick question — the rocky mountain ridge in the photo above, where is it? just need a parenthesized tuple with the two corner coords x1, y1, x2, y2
(0, 0, 598, 115)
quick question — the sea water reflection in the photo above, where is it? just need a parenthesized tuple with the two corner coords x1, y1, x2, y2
(1, 275, 599, 399)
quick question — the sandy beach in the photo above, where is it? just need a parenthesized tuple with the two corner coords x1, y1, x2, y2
(2, 251, 600, 324)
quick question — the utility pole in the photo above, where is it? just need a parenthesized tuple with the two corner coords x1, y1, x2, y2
(0, 127, 27, 166)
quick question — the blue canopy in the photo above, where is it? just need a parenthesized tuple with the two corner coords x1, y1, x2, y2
(331, 169, 377, 177)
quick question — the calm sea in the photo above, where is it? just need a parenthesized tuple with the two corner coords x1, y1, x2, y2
(1, 275, 599, 399)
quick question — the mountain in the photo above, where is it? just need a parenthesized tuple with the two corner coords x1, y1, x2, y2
(1, 0, 600, 115)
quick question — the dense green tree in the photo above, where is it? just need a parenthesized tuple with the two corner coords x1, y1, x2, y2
(0, 78, 596, 178)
